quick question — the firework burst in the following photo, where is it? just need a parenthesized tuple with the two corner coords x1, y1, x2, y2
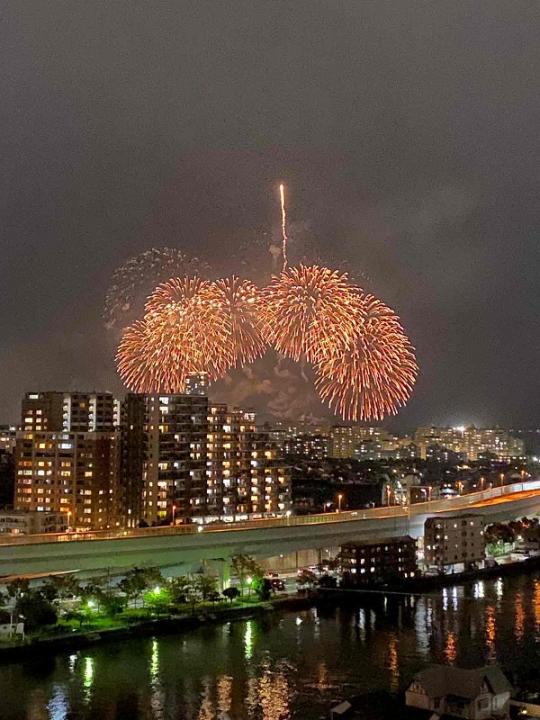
(314, 294, 418, 421)
(199, 276, 267, 367)
(104, 247, 209, 329)
(261, 264, 364, 363)
(115, 319, 201, 393)
(117, 275, 268, 393)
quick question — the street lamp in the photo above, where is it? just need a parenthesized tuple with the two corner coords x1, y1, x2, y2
(337, 493, 343, 513)
(286, 509, 292, 525)
(171, 504, 177, 526)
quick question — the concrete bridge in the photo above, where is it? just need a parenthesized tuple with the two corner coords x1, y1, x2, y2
(1, 481, 539, 579)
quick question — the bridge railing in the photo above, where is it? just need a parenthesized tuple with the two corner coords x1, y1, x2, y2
(0, 479, 537, 547)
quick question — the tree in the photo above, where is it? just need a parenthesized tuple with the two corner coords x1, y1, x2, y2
(118, 567, 164, 608)
(193, 574, 218, 602)
(15, 590, 57, 631)
(6, 578, 29, 603)
(170, 576, 193, 605)
(222, 587, 240, 603)
(253, 577, 272, 601)
(43, 574, 81, 601)
(230, 555, 263, 596)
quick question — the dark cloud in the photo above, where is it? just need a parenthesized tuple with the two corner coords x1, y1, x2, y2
(1, 2, 539, 428)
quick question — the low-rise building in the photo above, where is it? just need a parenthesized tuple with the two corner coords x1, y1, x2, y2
(405, 664, 512, 719)
(424, 514, 485, 570)
(341, 536, 417, 586)
(0, 509, 67, 534)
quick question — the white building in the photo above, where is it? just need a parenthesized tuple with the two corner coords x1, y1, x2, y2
(406, 665, 512, 719)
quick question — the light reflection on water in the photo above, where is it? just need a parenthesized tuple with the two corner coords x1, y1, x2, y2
(4, 573, 540, 719)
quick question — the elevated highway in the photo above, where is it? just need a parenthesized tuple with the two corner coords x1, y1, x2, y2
(1, 481, 539, 578)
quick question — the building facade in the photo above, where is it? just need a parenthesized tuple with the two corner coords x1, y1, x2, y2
(0, 509, 67, 535)
(22, 391, 120, 433)
(283, 432, 329, 459)
(341, 536, 417, 585)
(414, 426, 525, 461)
(15, 431, 118, 530)
(121, 394, 291, 527)
(424, 514, 485, 569)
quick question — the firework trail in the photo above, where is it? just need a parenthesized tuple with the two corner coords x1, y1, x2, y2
(103, 247, 210, 330)
(314, 294, 418, 421)
(279, 183, 288, 271)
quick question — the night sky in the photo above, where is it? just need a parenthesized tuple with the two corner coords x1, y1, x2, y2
(1, 2, 539, 429)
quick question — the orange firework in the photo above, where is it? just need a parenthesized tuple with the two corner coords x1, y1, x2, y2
(117, 275, 269, 393)
(314, 294, 418, 421)
(199, 276, 267, 367)
(261, 264, 364, 362)
(143, 276, 230, 382)
(116, 318, 201, 393)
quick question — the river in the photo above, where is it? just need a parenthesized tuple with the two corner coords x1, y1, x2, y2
(2, 573, 540, 719)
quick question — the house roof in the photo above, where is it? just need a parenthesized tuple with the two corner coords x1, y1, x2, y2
(411, 665, 513, 700)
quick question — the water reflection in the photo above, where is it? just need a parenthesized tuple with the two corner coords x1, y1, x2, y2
(445, 632, 457, 665)
(217, 675, 232, 718)
(515, 592, 525, 642)
(387, 633, 399, 691)
(485, 604, 496, 660)
(82, 656, 94, 702)
(8, 574, 540, 720)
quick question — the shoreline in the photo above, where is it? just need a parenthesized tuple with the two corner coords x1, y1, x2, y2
(317, 553, 540, 600)
(3, 556, 540, 664)
(0, 595, 312, 663)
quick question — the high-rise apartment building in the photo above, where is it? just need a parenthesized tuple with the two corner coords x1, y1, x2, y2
(143, 394, 208, 523)
(15, 391, 121, 531)
(329, 425, 392, 458)
(22, 391, 120, 432)
(121, 394, 291, 526)
(207, 404, 290, 519)
(283, 432, 329, 459)
(15, 431, 118, 530)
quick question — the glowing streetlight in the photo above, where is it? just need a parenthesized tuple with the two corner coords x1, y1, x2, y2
(337, 493, 343, 512)
(171, 504, 177, 526)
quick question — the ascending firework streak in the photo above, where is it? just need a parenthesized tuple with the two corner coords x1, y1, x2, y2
(279, 183, 288, 270)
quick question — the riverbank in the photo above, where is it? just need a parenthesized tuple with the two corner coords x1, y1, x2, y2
(0, 594, 312, 663)
(318, 554, 540, 600)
